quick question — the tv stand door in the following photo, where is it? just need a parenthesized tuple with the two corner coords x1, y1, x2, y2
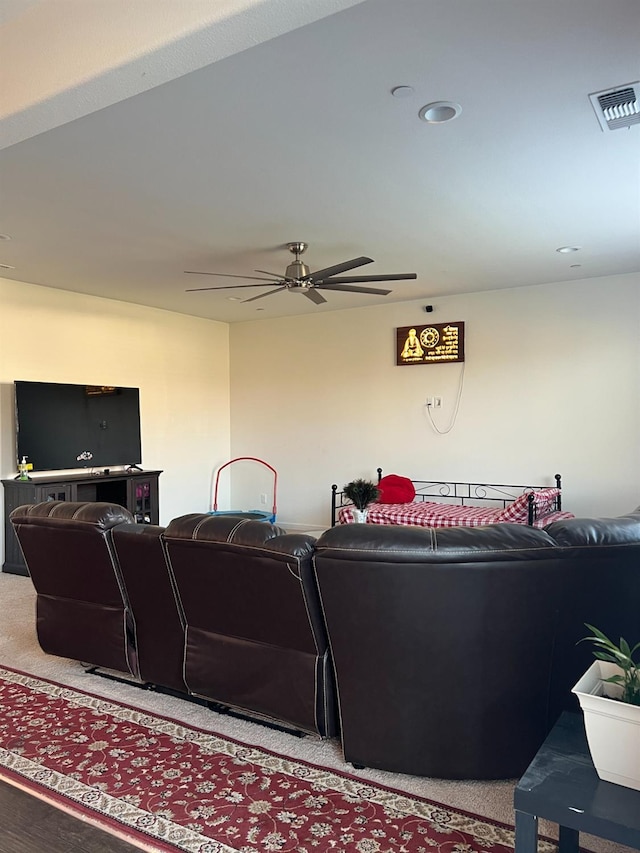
(37, 484, 74, 503)
(127, 475, 160, 525)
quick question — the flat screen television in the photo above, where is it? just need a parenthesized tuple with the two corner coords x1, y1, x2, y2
(14, 381, 142, 472)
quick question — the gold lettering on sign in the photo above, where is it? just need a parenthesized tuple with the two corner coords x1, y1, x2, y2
(396, 322, 465, 366)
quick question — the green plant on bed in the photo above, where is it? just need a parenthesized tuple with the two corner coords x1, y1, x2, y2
(342, 479, 380, 511)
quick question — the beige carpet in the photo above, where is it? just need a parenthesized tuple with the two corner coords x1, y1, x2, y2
(0, 572, 633, 853)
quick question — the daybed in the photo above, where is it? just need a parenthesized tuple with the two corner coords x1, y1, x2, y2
(10, 500, 640, 781)
(332, 468, 574, 528)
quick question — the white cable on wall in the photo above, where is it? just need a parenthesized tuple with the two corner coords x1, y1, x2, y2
(425, 362, 465, 435)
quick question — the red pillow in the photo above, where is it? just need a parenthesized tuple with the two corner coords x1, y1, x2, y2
(377, 474, 416, 504)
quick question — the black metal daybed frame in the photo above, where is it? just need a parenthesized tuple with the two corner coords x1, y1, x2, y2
(331, 468, 563, 527)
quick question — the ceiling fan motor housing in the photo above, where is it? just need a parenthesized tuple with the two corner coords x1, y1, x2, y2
(285, 260, 311, 280)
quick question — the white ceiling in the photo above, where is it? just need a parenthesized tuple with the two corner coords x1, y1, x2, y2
(1, 0, 639, 323)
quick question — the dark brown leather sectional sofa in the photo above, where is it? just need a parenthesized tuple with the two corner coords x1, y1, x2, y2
(10, 501, 640, 781)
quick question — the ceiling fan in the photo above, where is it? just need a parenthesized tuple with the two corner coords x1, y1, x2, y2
(184, 241, 417, 305)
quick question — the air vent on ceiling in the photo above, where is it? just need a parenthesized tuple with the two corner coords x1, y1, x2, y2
(589, 83, 640, 131)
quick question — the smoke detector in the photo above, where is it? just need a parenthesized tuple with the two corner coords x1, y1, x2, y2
(589, 83, 640, 131)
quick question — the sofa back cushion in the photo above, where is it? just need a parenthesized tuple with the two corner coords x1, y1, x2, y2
(544, 509, 640, 546)
(316, 516, 557, 562)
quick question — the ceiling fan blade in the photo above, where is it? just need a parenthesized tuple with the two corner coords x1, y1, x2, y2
(304, 288, 327, 305)
(317, 283, 392, 295)
(254, 269, 288, 279)
(242, 286, 288, 303)
(305, 256, 374, 282)
(319, 272, 418, 284)
(186, 282, 279, 292)
(184, 270, 277, 282)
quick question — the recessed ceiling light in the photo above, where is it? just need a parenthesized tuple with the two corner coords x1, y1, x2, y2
(391, 85, 415, 98)
(418, 101, 462, 123)
(556, 246, 581, 253)
(227, 296, 241, 301)
(0, 263, 15, 269)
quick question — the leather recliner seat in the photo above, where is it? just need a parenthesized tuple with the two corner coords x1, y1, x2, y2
(9, 501, 139, 676)
(111, 522, 188, 694)
(312, 510, 640, 780)
(162, 514, 337, 737)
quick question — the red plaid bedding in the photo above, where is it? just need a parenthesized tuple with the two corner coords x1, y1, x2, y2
(338, 502, 574, 528)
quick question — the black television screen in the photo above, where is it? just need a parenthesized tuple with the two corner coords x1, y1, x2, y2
(15, 381, 142, 472)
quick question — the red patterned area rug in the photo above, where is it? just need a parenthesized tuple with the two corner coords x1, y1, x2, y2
(0, 666, 550, 853)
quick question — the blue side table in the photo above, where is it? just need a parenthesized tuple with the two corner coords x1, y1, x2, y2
(514, 711, 640, 852)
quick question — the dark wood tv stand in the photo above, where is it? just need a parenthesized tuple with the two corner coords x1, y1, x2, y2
(2, 469, 162, 576)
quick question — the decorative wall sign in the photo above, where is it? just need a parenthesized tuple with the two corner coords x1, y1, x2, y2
(396, 321, 465, 366)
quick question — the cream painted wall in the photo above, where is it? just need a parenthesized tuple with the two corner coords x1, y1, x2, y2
(1, 272, 637, 560)
(0, 278, 231, 563)
(229, 273, 640, 528)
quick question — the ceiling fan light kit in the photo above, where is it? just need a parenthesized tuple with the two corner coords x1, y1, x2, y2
(184, 242, 418, 306)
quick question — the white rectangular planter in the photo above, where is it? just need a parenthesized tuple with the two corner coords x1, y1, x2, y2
(572, 660, 640, 790)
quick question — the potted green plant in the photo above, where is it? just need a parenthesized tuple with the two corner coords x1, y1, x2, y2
(572, 624, 640, 790)
(342, 479, 380, 523)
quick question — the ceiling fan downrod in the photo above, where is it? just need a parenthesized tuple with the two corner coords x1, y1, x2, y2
(285, 241, 310, 281)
